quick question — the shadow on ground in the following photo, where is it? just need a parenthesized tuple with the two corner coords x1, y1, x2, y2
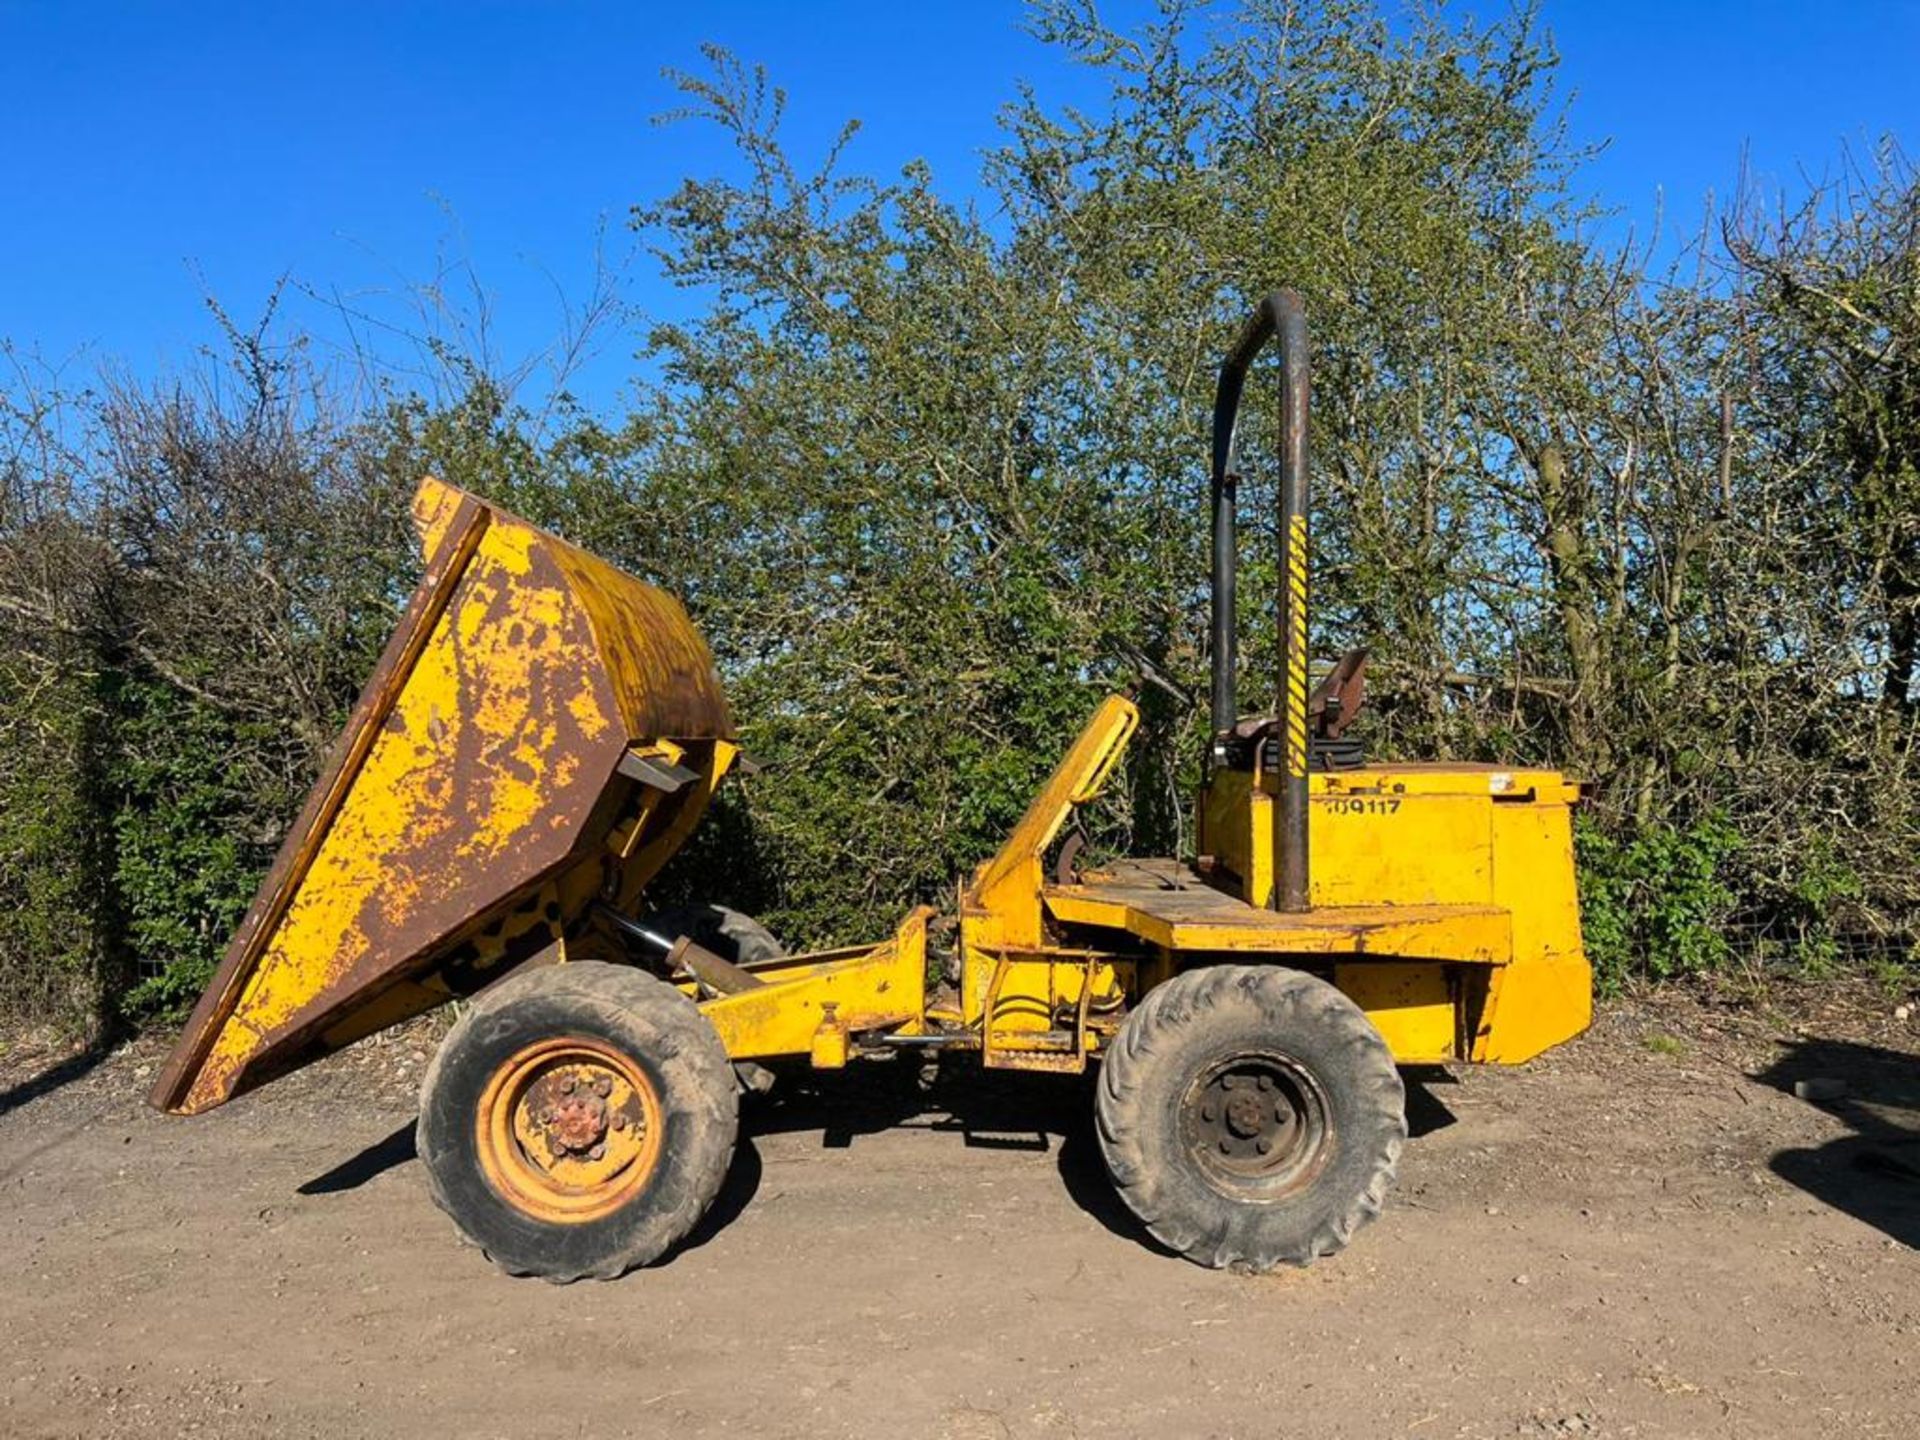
(0, 1040, 116, 1121)
(736, 1056, 1170, 1252)
(724, 1057, 1459, 1257)
(294, 1055, 1461, 1265)
(299, 1120, 418, 1195)
(1757, 1038, 1920, 1249)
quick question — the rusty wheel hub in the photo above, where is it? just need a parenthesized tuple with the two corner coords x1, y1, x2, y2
(475, 1040, 664, 1224)
(1223, 1086, 1270, 1138)
(539, 1073, 614, 1159)
(1183, 1053, 1331, 1197)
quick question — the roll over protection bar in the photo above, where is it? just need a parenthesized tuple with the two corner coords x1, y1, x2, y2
(1208, 290, 1311, 911)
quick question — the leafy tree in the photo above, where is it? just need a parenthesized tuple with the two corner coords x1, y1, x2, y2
(2, 1, 1916, 1032)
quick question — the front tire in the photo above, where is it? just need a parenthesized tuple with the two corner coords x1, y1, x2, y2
(417, 961, 737, 1281)
(1096, 965, 1405, 1271)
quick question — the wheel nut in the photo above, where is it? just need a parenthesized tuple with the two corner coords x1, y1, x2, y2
(1219, 1138, 1234, 1154)
(559, 1077, 576, 1095)
(611, 1113, 629, 1132)
(1256, 1074, 1273, 1092)
(588, 1143, 606, 1161)
(1201, 1103, 1218, 1122)
(1255, 1136, 1273, 1155)
(593, 1075, 613, 1097)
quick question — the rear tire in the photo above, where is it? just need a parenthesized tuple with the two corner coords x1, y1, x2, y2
(644, 904, 785, 1093)
(646, 904, 784, 965)
(1096, 965, 1405, 1271)
(417, 961, 737, 1281)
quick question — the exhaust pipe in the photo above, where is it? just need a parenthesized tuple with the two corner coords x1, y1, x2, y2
(1208, 290, 1311, 912)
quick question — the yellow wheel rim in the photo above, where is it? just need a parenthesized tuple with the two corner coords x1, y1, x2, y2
(475, 1036, 664, 1224)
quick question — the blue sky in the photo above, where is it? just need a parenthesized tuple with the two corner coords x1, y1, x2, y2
(3, 1, 1916, 411)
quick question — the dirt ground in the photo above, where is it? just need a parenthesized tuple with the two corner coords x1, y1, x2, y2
(3, 985, 1917, 1440)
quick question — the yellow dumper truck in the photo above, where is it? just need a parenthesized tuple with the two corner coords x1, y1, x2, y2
(153, 293, 1590, 1280)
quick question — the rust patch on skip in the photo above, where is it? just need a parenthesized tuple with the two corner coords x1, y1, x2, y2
(153, 480, 736, 1114)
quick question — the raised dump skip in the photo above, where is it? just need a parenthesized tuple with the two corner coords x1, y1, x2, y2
(150, 478, 736, 1115)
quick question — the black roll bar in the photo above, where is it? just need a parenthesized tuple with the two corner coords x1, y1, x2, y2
(1208, 289, 1311, 911)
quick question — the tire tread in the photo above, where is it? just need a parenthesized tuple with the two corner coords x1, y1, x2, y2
(1095, 965, 1405, 1271)
(416, 961, 737, 1282)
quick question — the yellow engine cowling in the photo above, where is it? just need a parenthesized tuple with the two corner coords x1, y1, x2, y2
(1197, 762, 1591, 1062)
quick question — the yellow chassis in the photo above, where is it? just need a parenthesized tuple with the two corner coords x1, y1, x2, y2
(686, 694, 1591, 1074)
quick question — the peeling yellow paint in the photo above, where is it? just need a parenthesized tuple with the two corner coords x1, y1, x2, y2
(159, 478, 735, 1114)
